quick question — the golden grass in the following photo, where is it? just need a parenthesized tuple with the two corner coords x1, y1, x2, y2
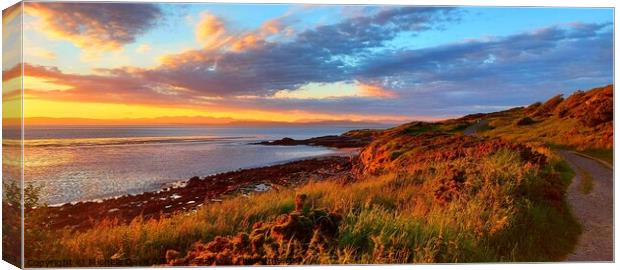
(25, 144, 580, 266)
(481, 111, 611, 151)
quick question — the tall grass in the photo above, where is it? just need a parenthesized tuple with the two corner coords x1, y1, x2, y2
(482, 115, 610, 151)
(27, 146, 579, 266)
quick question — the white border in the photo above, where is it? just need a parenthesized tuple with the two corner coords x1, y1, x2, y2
(0, 1, 618, 270)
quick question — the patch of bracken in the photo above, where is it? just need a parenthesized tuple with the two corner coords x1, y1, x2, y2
(163, 194, 342, 266)
(554, 85, 613, 127)
(433, 166, 467, 205)
(355, 133, 546, 176)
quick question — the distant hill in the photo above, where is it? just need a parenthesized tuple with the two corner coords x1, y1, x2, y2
(35, 85, 610, 265)
(476, 84, 613, 150)
(352, 84, 612, 177)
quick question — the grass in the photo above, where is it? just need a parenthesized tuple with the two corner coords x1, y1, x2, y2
(480, 113, 611, 151)
(555, 160, 575, 186)
(579, 170, 594, 194)
(400, 123, 441, 135)
(564, 159, 594, 195)
(476, 122, 494, 132)
(448, 123, 469, 133)
(22, 86, 612, 266)
(580, 148, 613, 166)
(25, 141, 581, 266)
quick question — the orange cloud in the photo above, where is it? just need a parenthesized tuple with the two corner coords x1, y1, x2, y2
(358, 83, 398, 98)
(161, 15, 287, 67)
(17, 63, 200, 107)
(158, 49, 213, 68)
(2, 63, 22, 82)
(195, 12, 231, 50)
(194, 12, 288, 53)
(12, 63, 413, 125)
(230, 19, 287, 52)
(261, 19, 282, 34)
(230, 34, 260, 52)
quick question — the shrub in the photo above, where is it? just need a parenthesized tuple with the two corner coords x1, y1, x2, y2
(515, 117, 535, 126)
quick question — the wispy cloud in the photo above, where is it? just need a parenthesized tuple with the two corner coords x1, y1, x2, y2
(25, 2, 162, 56)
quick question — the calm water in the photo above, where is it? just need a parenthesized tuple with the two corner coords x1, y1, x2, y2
(11, 125, 384, 205)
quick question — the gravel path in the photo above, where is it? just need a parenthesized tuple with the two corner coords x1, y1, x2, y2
(558, 150, 613, 262)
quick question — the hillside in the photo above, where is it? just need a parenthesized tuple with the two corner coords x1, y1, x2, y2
(475, 85, 613, 152)
(22, 85, 613, 266)
(30, 133, 576, 266)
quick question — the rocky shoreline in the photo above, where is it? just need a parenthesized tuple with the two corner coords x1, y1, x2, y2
(35, 156, 354, 231)
(254, 129, 381, 148)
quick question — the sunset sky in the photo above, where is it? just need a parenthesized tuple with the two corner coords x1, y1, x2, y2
(2, 2, 614, 124)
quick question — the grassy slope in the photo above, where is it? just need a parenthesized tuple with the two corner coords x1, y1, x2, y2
(29, 126, 580, 266)
(482, 113, 611, 158)
(477, 85, 613, 161)
(27, 85, 614, 266)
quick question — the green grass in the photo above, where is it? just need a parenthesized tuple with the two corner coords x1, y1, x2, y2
(555, 160, 576, 186)
(580, 148, 613, 166)
(579, 171, 594, 194)
(401, 123, 441, 135)
(562, 158, 594, 195)
(448, 123, 469, 133)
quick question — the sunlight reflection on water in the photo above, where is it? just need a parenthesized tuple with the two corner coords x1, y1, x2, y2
(17, 126, 371, 204)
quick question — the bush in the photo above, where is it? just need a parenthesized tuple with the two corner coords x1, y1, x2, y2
(515, 117, 535, 126)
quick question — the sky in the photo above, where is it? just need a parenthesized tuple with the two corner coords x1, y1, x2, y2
(1, 2, 614, 124)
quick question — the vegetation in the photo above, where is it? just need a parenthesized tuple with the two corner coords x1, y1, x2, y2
(580, 148, 613, 166)
(479, 85, 613, 150)
(515, 117, 535, 126)
(2, 180, 22, 267)
(578, 170, 594, 195)
(24, 85, 613, 266)
(27, 132, 579, 266)
(3, 181, 48, 267)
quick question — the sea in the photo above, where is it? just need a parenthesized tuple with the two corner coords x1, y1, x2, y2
(4, 125, 386, 205)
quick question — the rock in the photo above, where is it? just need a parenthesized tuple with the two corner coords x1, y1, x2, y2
(187, 176, 202, 188)
(165, 249, 179, 262)
(254, 132, 377, 148)
(164, 195, 342, 266)
(253, 183, 271, 192)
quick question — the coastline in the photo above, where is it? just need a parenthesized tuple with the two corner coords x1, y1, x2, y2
(35, 153, 356, 231)
(46, 146, 359, 208)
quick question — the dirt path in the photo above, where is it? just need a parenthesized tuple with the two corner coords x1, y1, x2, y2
(463, 119, 489, 136)
(558, 150, 613, 262)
